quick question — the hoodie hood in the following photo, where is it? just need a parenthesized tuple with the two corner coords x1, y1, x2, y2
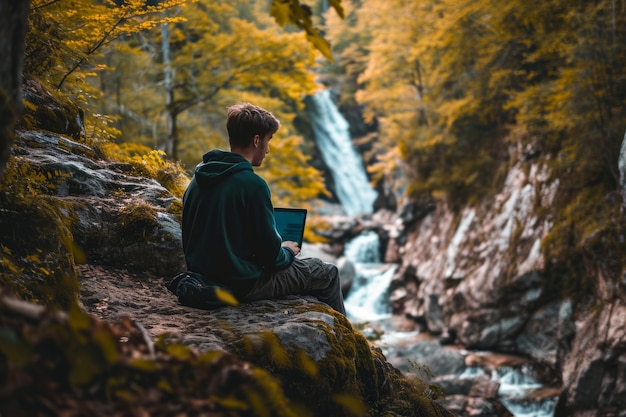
(194, 149, 252, 188)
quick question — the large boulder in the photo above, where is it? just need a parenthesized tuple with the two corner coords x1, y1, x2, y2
(77, 264, 453, 417)
(6, 130, 185, 277)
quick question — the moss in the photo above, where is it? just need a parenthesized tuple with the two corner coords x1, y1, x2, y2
(231, 304, 448, 417)
(166, 198, 183, 224)
(0, 152, 90, 309)
(0, 194, 79, 310)
(117, 202, 160, 244)
(541, 185, 626, 301)
(19, 75, 85, 140)
(95, 141, 190, 198)
(0, 299, 304, 417)
(156, 164, 189, 199)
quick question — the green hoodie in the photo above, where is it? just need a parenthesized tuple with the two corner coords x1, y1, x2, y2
(182, 149, 294, 297)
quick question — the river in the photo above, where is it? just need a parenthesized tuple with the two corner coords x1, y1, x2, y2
(305, 89, 557, 417)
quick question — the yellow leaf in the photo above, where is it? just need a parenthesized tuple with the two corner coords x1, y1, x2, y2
(333, 393, 367, 416)
(269, 0, 290, 27)
(306, 31, 333, 61)
(215, 287, 239, 307)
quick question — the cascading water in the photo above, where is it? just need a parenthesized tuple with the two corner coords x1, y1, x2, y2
(303, 89, 390, 321)
(305, 88, 555, 417)
(305, 90, 377, 216)
(342, 231, 397, 323)
(461, 366, 556, 417)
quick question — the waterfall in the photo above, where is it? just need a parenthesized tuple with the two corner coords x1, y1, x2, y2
(494, 367, 556, 417)
(304, 90, 558, 415)
(345, 230, 380, 263)
(343, 231, 396, 322)
(305, 90, 378, 216)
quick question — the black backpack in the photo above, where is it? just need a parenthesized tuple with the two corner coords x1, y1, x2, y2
(163, 271, 237, 310)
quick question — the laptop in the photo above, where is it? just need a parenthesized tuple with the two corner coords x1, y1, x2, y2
(274, 208, 307, 247)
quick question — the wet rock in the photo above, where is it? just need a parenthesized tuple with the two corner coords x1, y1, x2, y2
(441, 394, 514, 417)
(384, 339, 466, 377)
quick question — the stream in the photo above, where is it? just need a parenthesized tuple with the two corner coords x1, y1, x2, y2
(306, 89, 557, 417)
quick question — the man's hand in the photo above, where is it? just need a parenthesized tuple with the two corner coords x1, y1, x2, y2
(282, 241, 300, 256)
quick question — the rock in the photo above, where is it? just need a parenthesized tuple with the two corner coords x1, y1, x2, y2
(440, 394, 514, 417)
(388, 155, 626, 415)
(77, 264, 455, 417)
(468, 375, 501, 400)
(555, 298, 626, 416)
(11, 130, 185, 276)
(388, 340, 466, 377)
(19, 75, 85, 140)
(617, 129, 626, 202)
(515, 299, 575, 368)
(390, 163, 555, 355)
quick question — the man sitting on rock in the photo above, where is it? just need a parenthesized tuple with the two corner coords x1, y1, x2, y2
(181, 102, 346, 315)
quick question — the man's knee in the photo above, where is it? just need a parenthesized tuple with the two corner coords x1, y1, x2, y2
(306, 258, 339, 289)
(327, 263, 339, 282)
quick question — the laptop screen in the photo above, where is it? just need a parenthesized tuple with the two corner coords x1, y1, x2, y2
(274, 208, 307, 247)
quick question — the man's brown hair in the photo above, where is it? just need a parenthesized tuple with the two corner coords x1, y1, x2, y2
(226, 103, 280, 148)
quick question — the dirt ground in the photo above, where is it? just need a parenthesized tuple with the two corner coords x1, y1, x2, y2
(77, 264, 190, 340)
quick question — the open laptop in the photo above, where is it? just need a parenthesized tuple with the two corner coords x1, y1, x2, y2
(274, 208, 307, 247)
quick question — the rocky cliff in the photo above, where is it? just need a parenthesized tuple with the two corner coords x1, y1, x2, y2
(385, 145, 626, 416)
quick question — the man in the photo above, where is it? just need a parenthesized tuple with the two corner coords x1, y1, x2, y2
(181, 102, 345, 315)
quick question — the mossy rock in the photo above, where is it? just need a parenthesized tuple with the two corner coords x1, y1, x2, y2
(172, 298, 454, 417)
(0, 194, 79, 309)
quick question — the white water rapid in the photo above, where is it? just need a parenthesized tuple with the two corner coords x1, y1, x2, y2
(305, 90, 377, 216)
(343, 231, 397, 323)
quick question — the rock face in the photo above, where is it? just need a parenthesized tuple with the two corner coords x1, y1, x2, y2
(11, 130, 185, 276)
(617, 133, 626, 200)
(555, 298, 626, 416)
(388, 155, 626, 415)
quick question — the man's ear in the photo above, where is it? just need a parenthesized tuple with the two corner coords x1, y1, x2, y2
(252, 134, 260, 148)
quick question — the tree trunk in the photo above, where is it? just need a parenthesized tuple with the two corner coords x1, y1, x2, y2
(162, 20, 179, 161)
(0, 1, 30, 177)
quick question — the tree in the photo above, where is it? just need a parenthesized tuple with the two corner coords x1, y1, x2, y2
(90, 0, 329, 207)
(150, 0, 321, 161)
(270, 0, 344, 61)
(1, 0, 345, 176)
(327, 0, 626, 208)
(326, 0, 626, 295)
(0, 1, 31, 177)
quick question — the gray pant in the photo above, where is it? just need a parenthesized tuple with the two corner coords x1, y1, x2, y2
(243, 257, 346, 315)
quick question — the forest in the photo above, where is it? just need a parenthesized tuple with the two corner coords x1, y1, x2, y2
(16, 0, 626, 299)
(1, 1, 625, 415)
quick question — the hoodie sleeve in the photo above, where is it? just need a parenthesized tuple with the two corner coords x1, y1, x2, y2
(246, 176, 294, 271)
